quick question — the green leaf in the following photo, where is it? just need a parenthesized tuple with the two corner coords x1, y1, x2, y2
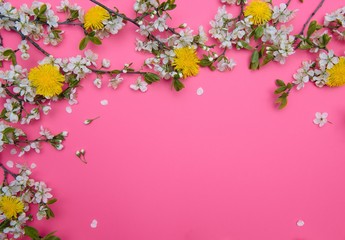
(10, 54, 17, 65)
(89, 36, 102, 45)
(238, 41, 252, 50)
(144, 73, 160, 84)
(33, 8, 39, 15)
(88, 31, 96, 37)
(173, 79, 184, 91)
(70, 9, 79, 20)
(79, 37, 89, 50)
(39, 4, 47, 15)
(24, 226, 40, 240)
(275, 79, 286, 87)
(250, 50, 260, 70)
(47, 198, 58, 205)
(278, 96, 288, 109)
(46, 206, 55, 219)
(0, 219, 10, 231)
(254, 26, 264, 40)
(3, 49, 14, 57)
(298, 43, 312, 50)
(307, 20, 317, 38)
(320, 34, 331, 47)
(274, 86, 287, 94)
(199, 58, 212, 67)
(262, 54, 274, 66)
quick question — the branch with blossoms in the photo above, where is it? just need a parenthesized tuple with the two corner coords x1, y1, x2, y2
(0, 163, 60, 240)
(0, 122, 67, 157)
(79, 0, 236, 91)
(274, 5, 345, 109)
(210, 0, 298, 70)
(0, 0, 238, 131)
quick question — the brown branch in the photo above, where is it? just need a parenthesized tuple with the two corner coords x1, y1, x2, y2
(0, 163, 18, 180)
(298, 0, 326, 35)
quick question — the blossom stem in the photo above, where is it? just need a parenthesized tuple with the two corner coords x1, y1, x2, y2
(88, 67, 148, 76)
(11, 28, 51, 57)
(57, 20, 83, 26)
(0, 32, 3, 47)
(89, 0, 168, 50)
(298, 0, 326, 36)
(238, 0, 246, 21)
(0, 163, 18, 179)
(286, 0, 292, 7)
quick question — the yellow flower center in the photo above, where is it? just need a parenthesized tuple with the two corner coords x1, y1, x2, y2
(84, 6, 110, 30)
(326, 57, 345, 87)
(0, 196, 24, 219)
(244, 0, 272, 25)
(172, 47, 200, 78)
(28, 64, 65, 98)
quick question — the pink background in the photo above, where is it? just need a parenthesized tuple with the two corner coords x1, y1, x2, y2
(2, 0, 345, 239)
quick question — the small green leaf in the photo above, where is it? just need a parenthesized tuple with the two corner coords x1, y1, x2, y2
(33, 8, 39, 15)
(0, 219, 10, 231)
(46, 206, 55, 219)
(275, 79, 286, 87)
(307, 20, 317, 38)
(70, 9, 79, 20)
(39, 4, 47, 15)
(279, 96, 288, 109)
(144, 73, 160, 84)
(89, 36, 102, 45)
(254, 26, 264, 40)
(238, 41, 253, 50)
(199, 58, 212, 67)
(274, 86, 287, 94)
(262, 54, 274, 66)
(24, 226, 40, 240)
(3, 49, 13, 57)
(173, 79, 184, 91)
(47, 198, 58, 205)
(250, 50, 260, 70)
(79, 37, 89, 50)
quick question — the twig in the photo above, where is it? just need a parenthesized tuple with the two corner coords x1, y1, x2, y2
(0, 163, 18, 179)
(89, 0, 168, 50)
(11, 28, 51, 57)
(298, 0, 326, 35)
(90, 0, 139, 26)
(286, 0, 292, 7)
(238, 0, 245, 21)
(88, 67, 148, 75)
(0, 32, 3, 47)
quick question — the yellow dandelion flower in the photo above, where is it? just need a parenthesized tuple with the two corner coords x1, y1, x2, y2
(28, 64, 65, 98)
(244, 0, 272, 25)
(172, 47, 200, 78)
(326, 57, 345, 87)
(84, 6, 110, 30)
(0, 196, 24, 219)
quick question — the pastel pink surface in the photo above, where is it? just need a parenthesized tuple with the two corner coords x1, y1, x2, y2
(2, 0, 345, 239)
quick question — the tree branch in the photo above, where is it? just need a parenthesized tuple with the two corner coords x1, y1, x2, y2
(298, 0, 326, 35)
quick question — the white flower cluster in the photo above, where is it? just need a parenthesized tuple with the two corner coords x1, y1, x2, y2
(324, 6, 345, 40)
(0, 1, 64, 47)
(0, 122, 67, 156)
(134, 0, 235, 79)
(220, 0, 248, 5)
(0, 164, 55, 239)
(210, 2, 297, 66)
(134, 0, 159, 14)
(293, 50, 339, 90)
